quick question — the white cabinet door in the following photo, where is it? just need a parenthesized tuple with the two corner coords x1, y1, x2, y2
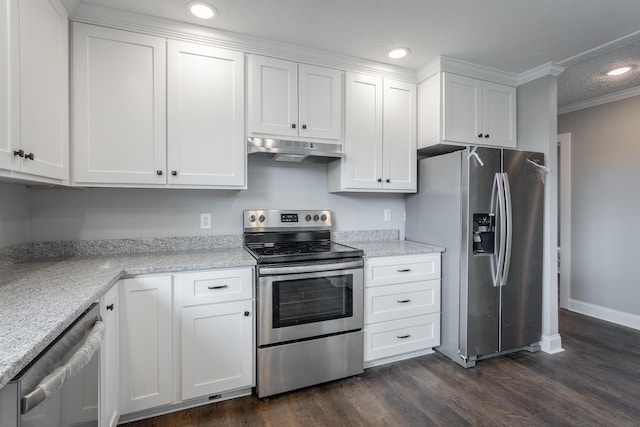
(248, 55, 298, 137)
(167, 41, 245, 187)
(120, 276, 173, 415)
(181, 300, 254, 400)
(482, 81, 516, 148)
(382, 79, 416, 191)
(100, 284, 120, 427)
(18, 0, 68, 181)
(342, 72, 383, 189)
(298, 63, 342, 140)
(442, 73, 482, 145)
(0, 0, 16, 172)
(72, 23, 166, 185)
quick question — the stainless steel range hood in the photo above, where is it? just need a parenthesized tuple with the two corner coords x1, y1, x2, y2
(247, 137, 344, 163)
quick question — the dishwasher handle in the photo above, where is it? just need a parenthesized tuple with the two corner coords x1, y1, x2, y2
(22, 317, 106, 414)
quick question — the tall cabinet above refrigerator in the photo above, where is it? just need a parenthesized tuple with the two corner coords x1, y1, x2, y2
(406, 147, 547, 367)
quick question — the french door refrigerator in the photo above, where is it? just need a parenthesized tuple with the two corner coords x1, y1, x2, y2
(406, 147, 546, 368)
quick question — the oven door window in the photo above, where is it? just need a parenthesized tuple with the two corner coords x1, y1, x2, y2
(272, 275, 353, 328)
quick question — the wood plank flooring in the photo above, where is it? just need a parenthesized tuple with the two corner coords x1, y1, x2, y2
(122, 309, 640, 426)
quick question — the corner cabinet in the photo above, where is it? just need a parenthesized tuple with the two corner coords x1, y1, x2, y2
(72, 23, 246, 188)
(418, 72, 516, 151)
(0, 0, 69, 184)
(248, 55, 342, 141)
(328, 73, 416, 192)
(363, 254, 441, 367)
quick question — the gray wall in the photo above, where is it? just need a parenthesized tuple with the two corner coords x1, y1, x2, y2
(3, 157, 405, 245)
(558, 95, 640, 317)
(517, 75, 561, 352)
(0, 183, 31, 248)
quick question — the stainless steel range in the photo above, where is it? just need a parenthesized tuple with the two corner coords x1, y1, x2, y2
(244, 209, 364, 398)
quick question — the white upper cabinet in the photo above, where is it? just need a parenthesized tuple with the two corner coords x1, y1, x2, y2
(72, 24, 246, 188)
(328, 72, 416, 193)
(0, 0, 69, 184)
(167, 41, 245, 187)
(248, 55, 342, 141)
(72, 23, 167, 186)
(418, 72, 516, 151)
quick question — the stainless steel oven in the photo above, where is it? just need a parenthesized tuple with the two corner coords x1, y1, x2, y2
(244, 210, 365, 398)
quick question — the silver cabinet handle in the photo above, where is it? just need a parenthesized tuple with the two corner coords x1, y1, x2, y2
(207, 284, 228, 290)
(397, 334, 411, 339)
(397, 268, 411, 272)
(22, 318, 105, 414)
(397, 299, 411, 303)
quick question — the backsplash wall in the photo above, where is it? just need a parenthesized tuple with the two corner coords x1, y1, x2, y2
(24, 158, 406, 243)
(0, 183, 31, 248)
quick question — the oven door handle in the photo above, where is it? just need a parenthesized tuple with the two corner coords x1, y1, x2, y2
(21, 317, 105, 414)
(259, 259, 364, 276)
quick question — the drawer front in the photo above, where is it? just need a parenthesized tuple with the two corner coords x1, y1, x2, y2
(178, 268, 253, 305)
(364, 314, 440, 362)
(366, 254, 440, 287)
(365, 280, 440, 324)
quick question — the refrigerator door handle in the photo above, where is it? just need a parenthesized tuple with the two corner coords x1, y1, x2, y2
(500, 173, 513, 287)
(491, 173, 506, 287)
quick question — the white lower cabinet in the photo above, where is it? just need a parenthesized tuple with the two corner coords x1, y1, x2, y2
(100, 284, 120, 427)
(177, 268, 255, 401)
(119, 275, 174, 415)
(117, 267, 254, 421)
(364, 254, 441, 367)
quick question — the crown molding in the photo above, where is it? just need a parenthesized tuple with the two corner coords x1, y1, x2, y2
(558, 85, 640, 115)
(517, 62, 565, 85)
(69, 3, 417, 82)
(416, 56, 519, 86)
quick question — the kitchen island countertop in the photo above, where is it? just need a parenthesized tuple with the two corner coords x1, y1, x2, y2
(0, 247, 256, 390)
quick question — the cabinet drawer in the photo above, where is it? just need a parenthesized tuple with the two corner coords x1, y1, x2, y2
(178, 268, 253, 306)
(364, 314, 440, 362)
(365, 280, 440, 324)
(365, 254, 440, 286)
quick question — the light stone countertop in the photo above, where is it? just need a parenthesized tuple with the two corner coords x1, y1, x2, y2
(0, 232, 442, 390)
(340, 239, 445, 258)
(0, 247, 256, 389)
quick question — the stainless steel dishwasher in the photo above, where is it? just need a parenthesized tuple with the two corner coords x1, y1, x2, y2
(0, 303, 104, 427)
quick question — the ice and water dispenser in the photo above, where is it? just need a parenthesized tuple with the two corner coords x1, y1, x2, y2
(473, 213, 495, 254)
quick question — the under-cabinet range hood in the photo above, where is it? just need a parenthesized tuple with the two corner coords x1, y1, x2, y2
(247, 137, 344, 163)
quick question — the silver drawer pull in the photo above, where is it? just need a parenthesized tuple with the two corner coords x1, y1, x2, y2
(397, 268, 411, 272)
(397, 334, 411, 339)
(207, 284, 228, 290)
(397, 299, 411, 303)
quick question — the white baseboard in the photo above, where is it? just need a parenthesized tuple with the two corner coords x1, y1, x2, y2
(539, 334, 564, 354)
(568, 299, 640, 331)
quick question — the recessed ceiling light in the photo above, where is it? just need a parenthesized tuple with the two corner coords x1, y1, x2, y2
(387, 48, 410, 60)
(188, 2, 216, 20)
(606, 66, 632, 76)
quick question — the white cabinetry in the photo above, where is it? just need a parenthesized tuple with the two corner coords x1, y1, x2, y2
(119, 275, 173, 415)
(100, 284, 120, 427)
(248, 55, 342, 141)
(328, 73, 416, 192)
(176, 268, 254, 401)
(72, 24, 246, 188)
(363, 254, 441, 367)
(418, 72, 516, 152)
(0, 0, 68, 184)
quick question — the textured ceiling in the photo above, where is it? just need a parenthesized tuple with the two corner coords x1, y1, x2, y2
(74, 0, 640, 107)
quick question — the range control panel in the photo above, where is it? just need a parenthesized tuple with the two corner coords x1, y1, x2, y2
(244, 209, 332, 230)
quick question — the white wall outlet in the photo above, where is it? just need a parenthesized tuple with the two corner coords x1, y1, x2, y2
(383, 209, 392, 222)
(200, 213, 211, 229)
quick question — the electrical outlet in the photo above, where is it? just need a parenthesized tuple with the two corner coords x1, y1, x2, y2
(200, 213, 211, 229)
(384, 209, 392, 222)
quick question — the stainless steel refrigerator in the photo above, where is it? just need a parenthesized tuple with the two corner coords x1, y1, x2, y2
(406, 147, 546, 368)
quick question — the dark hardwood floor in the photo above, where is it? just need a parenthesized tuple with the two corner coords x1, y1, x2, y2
(123, 309, 640, 426)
